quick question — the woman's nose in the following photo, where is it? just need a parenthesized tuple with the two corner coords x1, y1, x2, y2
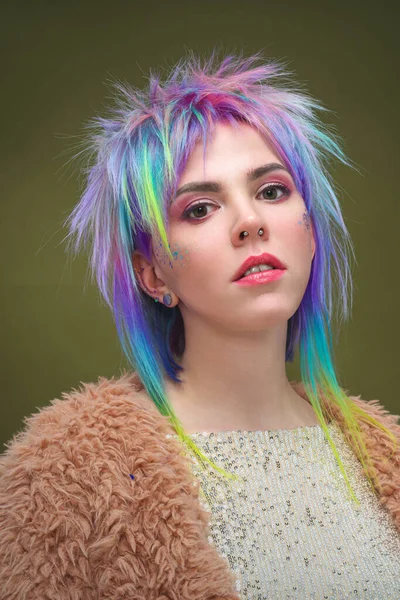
(231, 205, 269, 247)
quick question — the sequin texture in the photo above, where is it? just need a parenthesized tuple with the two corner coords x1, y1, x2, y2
(189, 423, 400, 599)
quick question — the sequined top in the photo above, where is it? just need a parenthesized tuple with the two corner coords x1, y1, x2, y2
(189, 422, 400, 600)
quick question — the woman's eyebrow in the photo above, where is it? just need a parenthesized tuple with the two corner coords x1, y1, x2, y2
(247, 163, 290, 182)
(174, 181, 221, 199)
(173, 163, 289, 202)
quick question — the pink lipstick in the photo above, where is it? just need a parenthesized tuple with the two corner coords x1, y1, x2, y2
(232, 252, 287, 284)
(234, 268, 285, 286)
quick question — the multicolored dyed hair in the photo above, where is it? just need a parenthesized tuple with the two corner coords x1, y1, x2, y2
(64, 52, 396, 501)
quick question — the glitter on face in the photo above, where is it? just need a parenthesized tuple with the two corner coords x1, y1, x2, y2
(303, 211, 311, 230)
(170, 243, 191, 263)
(152, 235, 197, 271)
(297, 211, 311, 231)
(188, 423, 400, 599)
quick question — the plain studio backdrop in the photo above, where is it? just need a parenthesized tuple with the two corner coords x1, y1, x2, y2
(1, 0, 399, 449)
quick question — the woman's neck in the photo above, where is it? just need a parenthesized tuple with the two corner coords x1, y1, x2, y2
(163, 320, 318, 434)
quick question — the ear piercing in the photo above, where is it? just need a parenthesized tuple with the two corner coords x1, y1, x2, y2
(134, 268, 173, 307)
(153, 293, 173, 306)
(161, 294, 172, 306)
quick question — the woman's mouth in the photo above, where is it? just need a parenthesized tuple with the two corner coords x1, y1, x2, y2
(234, 268, 286, 286)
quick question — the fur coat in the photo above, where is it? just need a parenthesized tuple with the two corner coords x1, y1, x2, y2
(0, 372, 399, 600)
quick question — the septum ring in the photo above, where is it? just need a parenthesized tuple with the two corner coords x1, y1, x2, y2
(241, 228, 264, 238)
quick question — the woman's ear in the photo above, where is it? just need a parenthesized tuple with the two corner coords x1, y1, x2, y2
(132, 251, 179, 307)
(132, 251, 160, 297)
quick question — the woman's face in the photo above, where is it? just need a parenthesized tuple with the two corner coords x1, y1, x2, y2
(151, 122, 315, 332)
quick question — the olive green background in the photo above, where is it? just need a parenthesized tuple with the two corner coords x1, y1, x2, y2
(1, 1, 399, 450)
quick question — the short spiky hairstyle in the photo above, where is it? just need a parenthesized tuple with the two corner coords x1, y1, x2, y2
(64, 52, 396, 499)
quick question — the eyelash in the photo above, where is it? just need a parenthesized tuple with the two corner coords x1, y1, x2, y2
(181, 182, 291, 221)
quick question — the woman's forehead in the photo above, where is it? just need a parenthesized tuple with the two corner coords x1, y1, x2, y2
(177, 122, 283, 185)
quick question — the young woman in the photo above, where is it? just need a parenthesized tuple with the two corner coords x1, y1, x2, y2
(1, 53, 399, 600)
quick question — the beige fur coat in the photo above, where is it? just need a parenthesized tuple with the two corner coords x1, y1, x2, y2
(0, 372, 399, 599)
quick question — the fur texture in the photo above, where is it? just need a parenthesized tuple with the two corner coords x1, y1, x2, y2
(0, 373, 399, 599)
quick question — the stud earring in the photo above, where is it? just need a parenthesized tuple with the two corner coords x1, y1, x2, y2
(162, 294, 172, 306)
(153, 293, 172, 306)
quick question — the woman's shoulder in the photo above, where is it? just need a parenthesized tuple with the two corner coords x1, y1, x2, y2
(0, 374, 235, 598)
(0, 371, 178, 496)
(2, 371, 167, 463)
(349, 392, 400, 431)
(291, 379, 400, 433)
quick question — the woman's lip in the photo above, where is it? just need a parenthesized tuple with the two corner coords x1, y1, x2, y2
(234, 269, 286, 286)
(232, 252, 287, 281)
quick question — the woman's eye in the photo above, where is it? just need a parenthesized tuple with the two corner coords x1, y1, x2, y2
(258, 183, 290, 202)
(182, 184, 290, 221)
(182, 202, 214, 220)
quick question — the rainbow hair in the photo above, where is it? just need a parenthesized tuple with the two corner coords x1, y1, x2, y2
(64, 52, 396, 500)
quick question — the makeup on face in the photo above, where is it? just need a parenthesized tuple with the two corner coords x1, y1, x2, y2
(297, 211, 311, 231)
(155, 164, 296, 272)
(234, 268, 286, 287)
(173, 163, 290, 201)
(157, 160, 300, 278)
(169, 162, 295, 219)
(142, 121, 317, 344)
(152, 237, 198, 271)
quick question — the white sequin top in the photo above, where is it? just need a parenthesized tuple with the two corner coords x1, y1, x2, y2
(189, 422, 400, 600)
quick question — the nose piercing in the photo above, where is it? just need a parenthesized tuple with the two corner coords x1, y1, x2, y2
(241, 228, 264, 238)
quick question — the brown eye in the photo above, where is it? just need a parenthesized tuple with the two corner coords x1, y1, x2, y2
(191, 205, 208, 218)
(262, 187, 279, 200)
(258, 183, 290, 202)
(182, 202, 215, 221)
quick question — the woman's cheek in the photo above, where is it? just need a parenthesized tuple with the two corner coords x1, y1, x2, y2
(297, 211, 311, 232)
(153, 237, 199, 273)
(295, 211, 314, 254)
(168, 242, 191, 267)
